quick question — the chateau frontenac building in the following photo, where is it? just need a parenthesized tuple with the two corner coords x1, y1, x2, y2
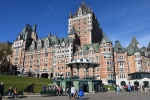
(12, 1, 150, 86)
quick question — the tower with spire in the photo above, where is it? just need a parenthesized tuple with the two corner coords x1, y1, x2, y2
(68, 1, 103, 46)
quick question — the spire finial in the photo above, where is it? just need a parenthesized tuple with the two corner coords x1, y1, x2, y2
(82, 0, 84, 3)
(69, 11, 72, 18)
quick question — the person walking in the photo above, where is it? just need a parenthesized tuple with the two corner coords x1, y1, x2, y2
(66, 86, 71, 99)
(57, 86, 60, 96)
(78, 86, 84, 100)
(116, 85, 121, 95)
(128, 85, 131, 92)
(0, 82, 4, 100)
(71, 85, 76, 100)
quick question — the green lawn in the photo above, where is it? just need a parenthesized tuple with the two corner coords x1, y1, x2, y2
(104, 85, 115, 91)
(0, 75, 52, 93)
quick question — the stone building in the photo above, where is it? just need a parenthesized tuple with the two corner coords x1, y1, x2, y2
(11, 1, 150, 86)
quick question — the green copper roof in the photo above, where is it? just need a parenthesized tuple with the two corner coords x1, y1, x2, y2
(130, 36, 139, 45)
(134, 45, 140, 52)
(101, 32, 111, 43)
(127, 44, 140, 55)
(73, 1, 92, 17)
(127, 44, 135, 55)
(21, 24, 32, 33)
(48, 36, 57, 44)
(114, 41, 126, 53)
(140, 46, 147, 52)
(16, 24, 33, 41)
(74, 43, 99, 55)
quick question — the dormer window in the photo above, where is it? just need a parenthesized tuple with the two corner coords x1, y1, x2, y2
(103, 43, 106, 46)
(118, 48, 121, 52)
(78, 8, 82, 16)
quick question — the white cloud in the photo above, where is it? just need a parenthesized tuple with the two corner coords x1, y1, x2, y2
(47, 1, 58, 11)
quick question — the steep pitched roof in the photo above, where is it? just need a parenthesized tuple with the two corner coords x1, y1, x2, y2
(127, 44, 140, 55)
(114, 41, 126, 53)
(101, 32, 111, 43)
(91, 43, 99, 53)
(79, 1, 92, 13)
(130, 36, 139, 46)
(69, 27, 76, 35)
(74, 46, 82, 55)
(140, 46, 147, 52)
(127, 44, 135, 55)
(21, 24, 32, 33)
(16, 24, 33, 41)
(49, 36, 57, 44)
(73, 1, 92, 17)
(83, 43, 99, 54)
(134, 45, 140, 52)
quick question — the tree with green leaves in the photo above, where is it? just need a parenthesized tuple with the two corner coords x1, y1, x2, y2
(0, 43, 12, 74)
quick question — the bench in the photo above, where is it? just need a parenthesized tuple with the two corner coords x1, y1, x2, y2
(40, 90, 64, 96)
(40, 90, 58, 96)
(3, 91, 24, 98)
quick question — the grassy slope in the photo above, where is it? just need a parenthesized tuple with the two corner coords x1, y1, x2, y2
(0, 75, 52, 92)
(104, 85, 115, 90)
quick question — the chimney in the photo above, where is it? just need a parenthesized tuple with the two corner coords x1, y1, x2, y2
(33, 24, 37, 32)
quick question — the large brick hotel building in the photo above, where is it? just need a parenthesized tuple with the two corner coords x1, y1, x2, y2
(11, 1, 150, 85)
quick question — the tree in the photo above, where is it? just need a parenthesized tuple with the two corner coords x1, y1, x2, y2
(0, 44, 12, 74)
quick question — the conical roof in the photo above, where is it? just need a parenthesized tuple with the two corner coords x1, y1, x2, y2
(130, 36, 139, 46)
(114, 41, 125, 52)
(74, 1, 92, 16)
(102, 32, 111, 43)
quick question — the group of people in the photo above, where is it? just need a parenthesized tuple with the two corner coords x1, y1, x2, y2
(7, 87, 19, 99)
(115, 84, 147, 95)
(66, 85, 84, 100)
(0, 83, 18, 100)
(42, 85, 64, 96)
(124, 85, 139, 92)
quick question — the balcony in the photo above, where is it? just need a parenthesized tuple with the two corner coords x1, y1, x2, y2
(117, 59, 125, 62)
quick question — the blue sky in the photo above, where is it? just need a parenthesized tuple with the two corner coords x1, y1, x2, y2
(0, 0, 150, 48)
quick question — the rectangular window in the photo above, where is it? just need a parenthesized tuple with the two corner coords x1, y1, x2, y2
(68, 72, 70, 76)
(96, 56, 98, 60)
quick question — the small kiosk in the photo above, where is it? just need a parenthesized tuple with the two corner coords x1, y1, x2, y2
(53, 58, 102, 93)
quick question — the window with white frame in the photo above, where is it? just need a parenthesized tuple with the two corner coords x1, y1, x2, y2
(107, 67, 113, 71)
(96, 56, 98, 60)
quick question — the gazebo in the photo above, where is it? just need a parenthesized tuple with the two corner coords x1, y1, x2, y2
(66, 58, 99, 79)
(53, 58, 102, 93)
